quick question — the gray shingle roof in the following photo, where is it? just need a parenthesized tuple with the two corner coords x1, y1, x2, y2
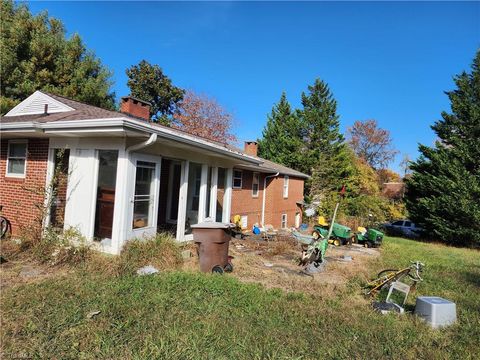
(1, 91, 309, 178)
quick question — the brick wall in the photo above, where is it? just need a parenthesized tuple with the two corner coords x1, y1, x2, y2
(0, 138, 49, 236)
(264, 175, 304, 229)
(230, 169, 304, 229)
(230, 170, 265, 227)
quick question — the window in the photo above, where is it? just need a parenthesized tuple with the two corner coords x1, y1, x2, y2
(281, 213, 287, 229)
(6, 140, 27, 177)
(252, 172, 259, 197)
(404, 221, 412, 227)
(283, 175, 289, 198)
(233, 169, 242, 189)
(392, 221, 404, 226)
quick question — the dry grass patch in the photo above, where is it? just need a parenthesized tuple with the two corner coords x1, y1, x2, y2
(183, 234, 380, 296)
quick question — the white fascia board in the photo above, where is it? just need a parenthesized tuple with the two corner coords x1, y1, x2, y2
(118, 117, 262, 165)
(1, 117, 262, 165)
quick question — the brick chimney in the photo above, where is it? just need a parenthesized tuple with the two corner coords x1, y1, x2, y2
(244, 141, 258, 157)
(121, 96, 151, 121)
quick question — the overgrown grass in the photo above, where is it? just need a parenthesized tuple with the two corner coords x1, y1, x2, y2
(2, 227, 91, 266)
(117, 233, 183, 275)
(1, 237, 479, 359)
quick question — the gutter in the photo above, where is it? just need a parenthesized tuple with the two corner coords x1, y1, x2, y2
(261, 172, 280, 227)
(1, 117, 261, 165)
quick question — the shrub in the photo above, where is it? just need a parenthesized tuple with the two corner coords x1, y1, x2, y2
(117, 233, 183, 275)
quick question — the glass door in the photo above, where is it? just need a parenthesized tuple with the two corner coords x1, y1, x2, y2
(132, 160, 156, 229)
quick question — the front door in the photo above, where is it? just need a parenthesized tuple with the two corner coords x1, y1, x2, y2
(130, 155, 161, 239)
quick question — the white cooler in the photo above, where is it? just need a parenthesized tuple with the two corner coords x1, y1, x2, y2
(414, 296, 457, 328)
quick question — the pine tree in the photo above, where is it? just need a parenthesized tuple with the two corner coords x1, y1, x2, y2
(257, 92, 304, 171)
(405, 50, 480, 247)
(0, 0, 115, 114)
(299, 79, 352, 197)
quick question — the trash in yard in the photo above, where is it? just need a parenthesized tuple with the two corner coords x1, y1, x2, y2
(86, 310, 101, 319)
(181, 250, 191, 259)
(235, 244, 246, 250)
(302, 261, 327, 274)
(341, 255, 353, 262)
(363, 261, 424, 297)
(19, 265, 42, 278)
(414, 296, 457, 328)
(136, 265, 159, 275)
(372, 301, 404, 314)
(264, 262, 274, 267)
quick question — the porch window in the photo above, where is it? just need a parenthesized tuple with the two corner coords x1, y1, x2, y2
(252, 172, 259, 197)
(281, 213, 287, 229)
(133, 161, 156, 229)
(233, 169, 242, 189)
(185, 162, 202, 234)
(283, 175, 289, 198)
(6, 140, 27, 177)
(94, 150, 118, 239)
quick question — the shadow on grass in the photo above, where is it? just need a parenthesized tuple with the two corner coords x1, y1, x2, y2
(461, 269, 480, 288)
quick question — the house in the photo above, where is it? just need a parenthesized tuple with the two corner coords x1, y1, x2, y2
(0, 91, 308, 254)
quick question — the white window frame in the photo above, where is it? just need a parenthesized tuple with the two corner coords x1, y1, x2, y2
(283, 175, 289, 198)
(233, 169, 243, 189)
(281, 213, 287, 229)
(6, 140, 28, 178)
(252, 172, 259, 198)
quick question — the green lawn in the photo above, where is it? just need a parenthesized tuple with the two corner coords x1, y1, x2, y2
(1, 237, 479, 359)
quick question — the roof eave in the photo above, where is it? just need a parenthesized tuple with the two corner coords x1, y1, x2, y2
(0, 117, 262, 165)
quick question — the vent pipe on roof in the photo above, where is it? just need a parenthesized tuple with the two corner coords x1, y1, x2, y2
(44, 104, 48, 115)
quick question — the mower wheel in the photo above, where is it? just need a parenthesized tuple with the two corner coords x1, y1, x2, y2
(351, 235, 357, 244)
(224, 263, 233, 273)
(212, 265, 224, 274)
(364, 241, 373, 248)
(312, 231, 320, 240)
(333, 239, 341, 247)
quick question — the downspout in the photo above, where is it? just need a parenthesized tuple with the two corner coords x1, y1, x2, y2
(126, 133, 157, 153)
(261, 172, 279, 227)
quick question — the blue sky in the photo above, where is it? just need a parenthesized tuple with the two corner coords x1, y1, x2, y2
(27, 1, 479, 171)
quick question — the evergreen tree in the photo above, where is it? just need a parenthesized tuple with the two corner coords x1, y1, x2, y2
(0, 0, 115, 114)
(126, 60, 184, 125)
(405, 51, 480, 247)
(257, 92, 304, 170)
(299, 79, 352, 197)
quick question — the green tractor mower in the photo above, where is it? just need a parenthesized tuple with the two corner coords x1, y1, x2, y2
(353, 226, 384, 248)
(312, 217, 354, 246)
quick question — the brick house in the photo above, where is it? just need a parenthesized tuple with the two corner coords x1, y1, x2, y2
(0, 91, 308, 254)
(230, 142, 308, 230)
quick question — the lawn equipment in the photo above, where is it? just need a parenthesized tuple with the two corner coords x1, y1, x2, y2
(312, 216, 354, 246)
(354, 226, 384, 248)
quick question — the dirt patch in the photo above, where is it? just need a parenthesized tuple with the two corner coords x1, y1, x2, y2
(183, 235, 380, 295)
(0, 258, 70, 290)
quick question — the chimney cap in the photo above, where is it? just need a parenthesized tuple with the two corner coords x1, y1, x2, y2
(121, 96, 151, 107)
(245, 140, 258, 145)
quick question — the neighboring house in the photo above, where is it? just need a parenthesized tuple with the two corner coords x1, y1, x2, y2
(0, 91, 308, 254)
